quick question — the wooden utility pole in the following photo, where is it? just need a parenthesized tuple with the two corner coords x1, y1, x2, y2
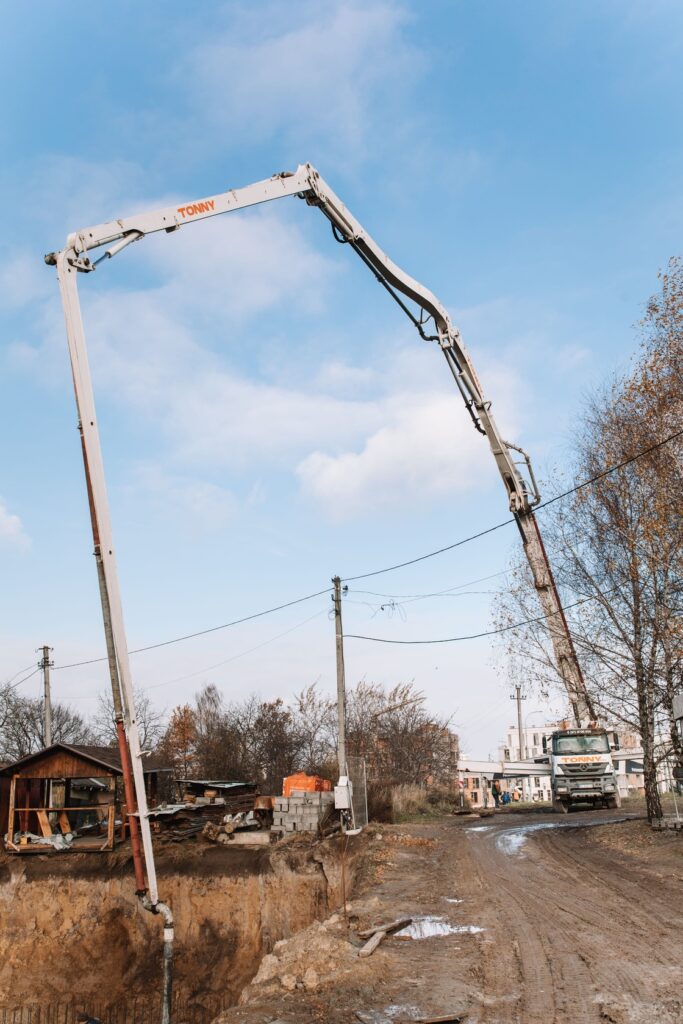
(39, 645, 53, 746)
(333, 576, 347, 779)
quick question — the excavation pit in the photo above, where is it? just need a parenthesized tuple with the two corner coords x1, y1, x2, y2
(0, 833, 366, 1020)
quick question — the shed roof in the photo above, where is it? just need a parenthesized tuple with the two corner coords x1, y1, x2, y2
(175, 778, 256, 790)
(1, 743, 169, 778)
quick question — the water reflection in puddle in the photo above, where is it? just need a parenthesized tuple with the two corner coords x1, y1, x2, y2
(395, 916, 484, 939)
(495, 817, 628, 856)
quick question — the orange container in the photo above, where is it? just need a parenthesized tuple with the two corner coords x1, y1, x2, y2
(283, 772, 332, 797)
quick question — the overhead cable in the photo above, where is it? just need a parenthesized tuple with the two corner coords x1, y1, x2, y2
(2, 662, 37, 686)
(51, 425, 683, 670)
(345, 593, 599, 645)
(341, 425, 683, 583)
(53, 587, 332, 670)
(3, 667, 41, 691)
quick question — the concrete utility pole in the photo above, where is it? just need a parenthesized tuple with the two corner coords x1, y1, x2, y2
(332, 576, 347, 779)
(510, 684, 527, 801)
(38, 645, 53, 746)
(510, 684, 527, 760)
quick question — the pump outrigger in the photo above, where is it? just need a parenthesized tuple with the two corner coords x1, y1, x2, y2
(46, 165, 610, 1016)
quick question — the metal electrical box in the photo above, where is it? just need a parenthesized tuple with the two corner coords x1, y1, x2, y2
(334, 776, 353, 810)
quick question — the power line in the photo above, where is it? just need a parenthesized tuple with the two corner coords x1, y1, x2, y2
(53, 587, 332, 670)
(3, 667, 41, 691)
(51, 425, 683, 671)
(341, 517, 514, 583)
(341, 425, 683, 583)
(345, 593, 598, 645)
(143, 607, 328, 691)
(348, 568, 516, 600)
(2, 662, 37, 686)
(535, 425, 683, 512)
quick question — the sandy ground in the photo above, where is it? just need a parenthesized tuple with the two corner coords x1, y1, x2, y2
(220, 809, 683, 1023)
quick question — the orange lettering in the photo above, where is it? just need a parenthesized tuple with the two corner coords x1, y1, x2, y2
(177, 198, 216, 219)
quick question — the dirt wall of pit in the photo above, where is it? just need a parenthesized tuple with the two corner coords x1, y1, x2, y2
(0, 836, 364, 1010)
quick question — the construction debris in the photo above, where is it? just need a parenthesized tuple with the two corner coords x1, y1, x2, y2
(358, 929, 387, 958)
(202, 811, 266, 844)
(357, 917, 412, 940)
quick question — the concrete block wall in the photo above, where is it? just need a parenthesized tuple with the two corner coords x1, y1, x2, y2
(271, 790, 335, 834)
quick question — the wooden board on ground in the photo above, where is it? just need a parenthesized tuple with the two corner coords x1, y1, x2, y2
(358, 917, 412, 940)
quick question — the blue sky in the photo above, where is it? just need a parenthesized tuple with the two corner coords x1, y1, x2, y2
(1, 2, 681, 758)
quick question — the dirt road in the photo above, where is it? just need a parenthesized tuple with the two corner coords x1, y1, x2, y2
(452, 811, 683, 1023)
(227, 810, 683, 1023)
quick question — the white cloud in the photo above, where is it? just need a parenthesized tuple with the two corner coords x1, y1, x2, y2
(181, 1, 420, 164)
(0, 250, 52, 312)
(297, 386, 504, 521)
(12, 181, 527, 524)
(0, 500, 30, 550)
(128, 465, 237, 532)
(142, 206, 339, 322)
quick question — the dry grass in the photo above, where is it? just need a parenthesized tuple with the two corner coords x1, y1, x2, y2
(390, 783, 459, 821)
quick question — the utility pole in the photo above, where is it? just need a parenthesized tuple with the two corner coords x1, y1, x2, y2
(38, 645, 54, 747)
(332, 576, 347, 780)
(510, 684, 527, 800)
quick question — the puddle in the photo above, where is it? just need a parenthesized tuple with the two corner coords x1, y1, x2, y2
(385, 1007, 422, 1020)
(395, 915, 484, 939)
(495, 816, 630, 857)
(465, 824, 495, 833)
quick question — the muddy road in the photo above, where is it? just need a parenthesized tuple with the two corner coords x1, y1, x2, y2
(226, 810, 683, 1023)
(454, 811, 682, 1023)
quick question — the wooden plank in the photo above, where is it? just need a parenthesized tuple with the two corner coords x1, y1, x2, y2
(106, 805, 115, 849)
(359, 930, 386, 958)
(358, 917, 412, 940)
(35, 809, 53, 838)
(57, 811, 72, 835)
(5, 777, 16, 850)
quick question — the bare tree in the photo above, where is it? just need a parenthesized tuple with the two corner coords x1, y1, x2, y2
(493, 259, 683, 820)
(91, 687, 166, 750)
(346, 681, 456, 787)
(0, 695, 93, 762)
(291, 683, 337, 775)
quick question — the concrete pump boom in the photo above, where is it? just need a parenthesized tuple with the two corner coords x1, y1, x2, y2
(46, 171, 596, 899)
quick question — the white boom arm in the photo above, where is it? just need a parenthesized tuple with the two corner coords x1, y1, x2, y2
(47, 167, 594, 894)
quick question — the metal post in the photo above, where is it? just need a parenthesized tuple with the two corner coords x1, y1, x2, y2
(333, 576, 347, 779)
(38, 645, 53, 746)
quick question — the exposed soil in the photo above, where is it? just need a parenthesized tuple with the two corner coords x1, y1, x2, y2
(0, 832, 368, 1011)
(218, 810, 683, 1023)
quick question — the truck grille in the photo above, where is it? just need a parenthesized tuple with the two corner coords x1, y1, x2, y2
(562, 763, 606, 775)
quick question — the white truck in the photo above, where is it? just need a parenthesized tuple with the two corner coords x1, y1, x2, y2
(548, 727, 620, 813)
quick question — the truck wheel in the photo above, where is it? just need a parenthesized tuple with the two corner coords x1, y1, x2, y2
(606, 792, 621, 809)
(553, 798, 569, 814)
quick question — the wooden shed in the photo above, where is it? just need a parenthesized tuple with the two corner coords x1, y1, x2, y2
(2, 743, 168, 854)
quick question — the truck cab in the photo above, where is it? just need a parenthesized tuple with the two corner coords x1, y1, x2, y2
(549, 728, 620, 813)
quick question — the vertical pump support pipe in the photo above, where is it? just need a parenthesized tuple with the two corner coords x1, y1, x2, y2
(55, 252, 172, 1022)
(79, 423, 147, 895)
(142, 896, 174, 1024)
